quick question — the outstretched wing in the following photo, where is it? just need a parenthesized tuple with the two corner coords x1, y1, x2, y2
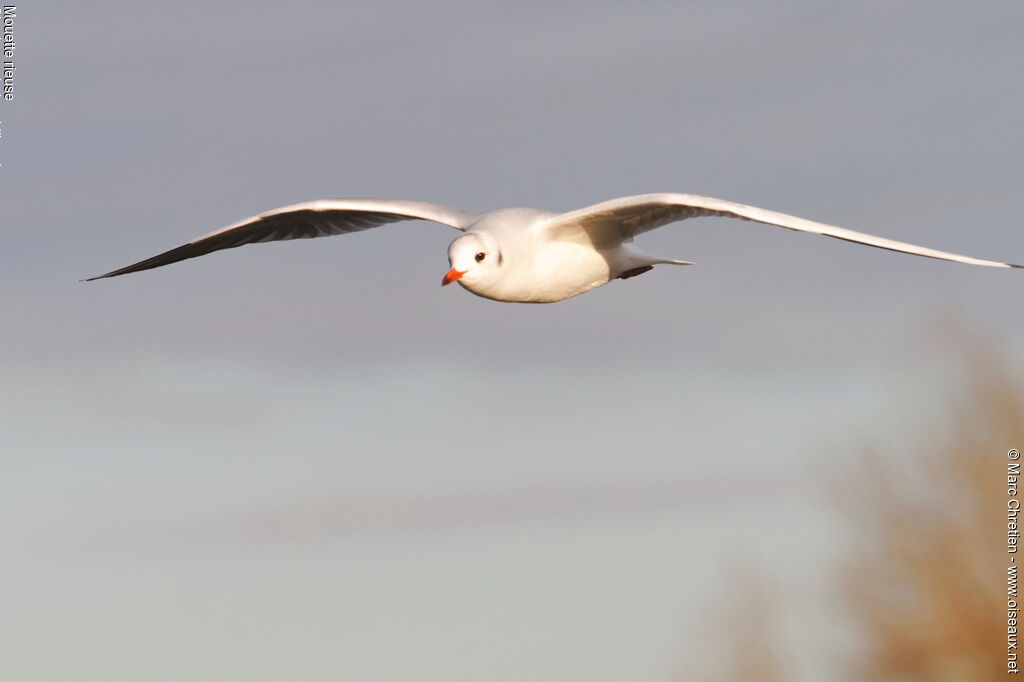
(541, 193, 1021, 268)
(86, 198, 479, 280)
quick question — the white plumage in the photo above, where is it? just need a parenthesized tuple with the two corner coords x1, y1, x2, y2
(87, 193, 1020, 303)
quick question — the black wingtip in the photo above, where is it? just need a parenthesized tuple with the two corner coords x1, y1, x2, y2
(1011, 263, 1024, 269)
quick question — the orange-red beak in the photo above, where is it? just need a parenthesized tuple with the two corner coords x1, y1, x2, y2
(442, 268, 465, 286)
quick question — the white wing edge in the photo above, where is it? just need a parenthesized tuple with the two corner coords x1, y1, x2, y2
(546, 193, 1022, 269)
(207, 198, 481, 238)
(85, 198, 480, 281)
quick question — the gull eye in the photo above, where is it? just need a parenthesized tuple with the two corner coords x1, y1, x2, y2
(475, 252, 486, 262)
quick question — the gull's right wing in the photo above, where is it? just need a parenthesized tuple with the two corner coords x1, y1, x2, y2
(86, 198, 480, 280)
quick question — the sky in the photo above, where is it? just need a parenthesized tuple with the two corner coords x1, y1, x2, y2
(3, 1, 1024, 680)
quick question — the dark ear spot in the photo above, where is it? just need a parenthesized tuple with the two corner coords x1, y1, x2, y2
(497, 251, 504, 266)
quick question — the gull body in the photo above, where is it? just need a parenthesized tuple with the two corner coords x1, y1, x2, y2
(87, 193, 1021, 303)
(448, 208, 678, 303)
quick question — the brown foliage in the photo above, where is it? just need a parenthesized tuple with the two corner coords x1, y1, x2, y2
(841, 342, 1022, 681)
(681, 339, 1024, 681)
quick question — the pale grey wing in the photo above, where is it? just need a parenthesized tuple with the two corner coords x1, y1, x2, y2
(541, 193, 1022, 269)
(86, 199, 479, 280)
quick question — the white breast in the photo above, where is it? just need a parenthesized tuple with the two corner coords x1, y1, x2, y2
(510, 241, 614, 303)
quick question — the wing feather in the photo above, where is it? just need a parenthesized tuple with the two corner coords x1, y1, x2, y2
(543, 193, 1021, 269)
(86, 199, 478, 280)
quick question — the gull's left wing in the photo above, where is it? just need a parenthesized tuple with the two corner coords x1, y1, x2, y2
(86, 198, 479, 280)
(540, 193, 1021, 268)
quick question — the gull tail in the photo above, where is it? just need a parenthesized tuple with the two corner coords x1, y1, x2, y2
(615, 254, 695, 280)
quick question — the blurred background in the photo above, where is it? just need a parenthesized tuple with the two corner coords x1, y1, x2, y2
(2, 1, 1022, 680)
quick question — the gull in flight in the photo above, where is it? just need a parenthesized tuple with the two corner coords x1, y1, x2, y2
(87, 193, 1020, 303)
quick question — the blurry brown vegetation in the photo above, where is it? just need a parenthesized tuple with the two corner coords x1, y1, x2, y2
(681, 336, 1024, 681)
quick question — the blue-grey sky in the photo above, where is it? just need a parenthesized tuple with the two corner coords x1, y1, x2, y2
(3, 1, 1023, 680)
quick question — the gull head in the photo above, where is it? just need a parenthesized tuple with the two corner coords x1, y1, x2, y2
(442, 231, 502, 293)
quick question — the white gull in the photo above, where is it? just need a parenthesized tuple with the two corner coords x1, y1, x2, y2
(87, 193, 1020, 303)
